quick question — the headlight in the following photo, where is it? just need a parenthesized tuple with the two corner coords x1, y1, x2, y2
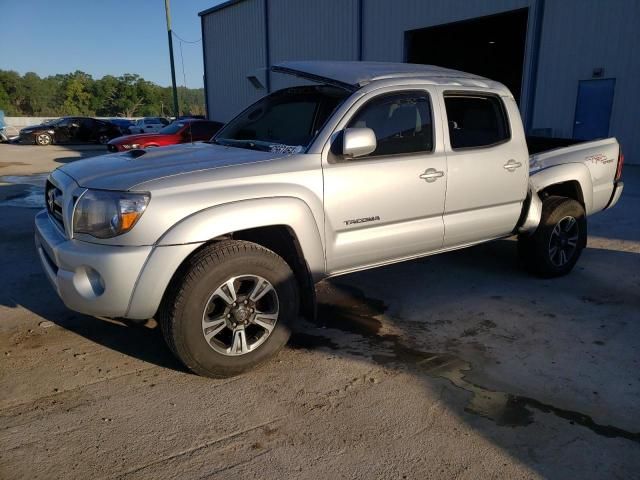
(121, 144, 140, 150)
(73, 190, 150, 238)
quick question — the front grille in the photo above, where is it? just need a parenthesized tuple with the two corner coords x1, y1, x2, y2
(45, 180, 65, 231)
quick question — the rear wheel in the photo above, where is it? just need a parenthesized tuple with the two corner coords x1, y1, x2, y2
(158, 240, 299, 378)
(518, 196, 587, 278)
(35, 133, 52, 146)
(98, 134, 110, 145)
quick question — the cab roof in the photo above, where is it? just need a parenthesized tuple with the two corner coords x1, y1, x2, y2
(272, 61, 509, 94)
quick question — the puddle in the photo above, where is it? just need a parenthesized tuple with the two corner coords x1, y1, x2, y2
(0, 174, 47, 208)
(296, 281, 640, 443)
(1, 173, 49, 187)
(0, 185, 44, 208)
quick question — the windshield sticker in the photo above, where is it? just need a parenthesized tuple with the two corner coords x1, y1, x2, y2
(269, 144, 304, 155)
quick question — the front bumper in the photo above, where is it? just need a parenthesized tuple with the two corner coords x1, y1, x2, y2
(34, 210, 152, 318)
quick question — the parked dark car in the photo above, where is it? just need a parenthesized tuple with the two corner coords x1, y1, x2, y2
(18, 117, 121, 146)
(107, 119, 224, 152)
(108, 118, 135, 135)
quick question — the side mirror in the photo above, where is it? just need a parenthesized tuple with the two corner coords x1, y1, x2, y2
(342, 128, 376, 159)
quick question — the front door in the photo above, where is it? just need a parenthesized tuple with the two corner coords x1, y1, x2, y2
(441, 91, 528, 247)
(573, 78, 616, 140)
(323, 88, 447, 274)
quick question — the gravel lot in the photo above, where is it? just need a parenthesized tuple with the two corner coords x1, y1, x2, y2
(1, 143, 639, 479)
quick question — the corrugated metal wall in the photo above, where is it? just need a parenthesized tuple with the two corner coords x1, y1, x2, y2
(202, 0, 266, 121)
(532, 0, 640, 164)
(202, 0, 639, 163)
(268, 0, 360, 91)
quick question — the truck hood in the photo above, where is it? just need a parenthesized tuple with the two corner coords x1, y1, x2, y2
(58, 142, 284, 191)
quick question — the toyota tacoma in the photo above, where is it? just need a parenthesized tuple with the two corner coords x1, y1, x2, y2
(35, 62, 625, 377)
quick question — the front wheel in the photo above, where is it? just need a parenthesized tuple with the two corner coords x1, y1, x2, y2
(35, 133, 52, 146)
(158, 240, 299, 378)
(518, 196, 587, 278)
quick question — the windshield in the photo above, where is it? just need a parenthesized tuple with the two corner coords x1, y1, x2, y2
(213, 86, 349, 152)
(159, 122, 186, 134)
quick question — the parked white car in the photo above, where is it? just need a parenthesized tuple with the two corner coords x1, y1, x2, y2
(128, 117, 169, 134)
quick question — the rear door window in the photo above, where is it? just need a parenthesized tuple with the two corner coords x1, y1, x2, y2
(444, 94, 510, 149)
(346, 91, 433, 157)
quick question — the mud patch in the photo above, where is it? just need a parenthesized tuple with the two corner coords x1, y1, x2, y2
(303, 281, 640, 442)
(0, 162, 29, 168)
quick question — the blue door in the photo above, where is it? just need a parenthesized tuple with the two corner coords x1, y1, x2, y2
(573, 79, 615, 140)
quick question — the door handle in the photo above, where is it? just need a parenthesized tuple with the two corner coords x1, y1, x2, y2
(419, 168, 445, 183)
(503, 159, 523, 172)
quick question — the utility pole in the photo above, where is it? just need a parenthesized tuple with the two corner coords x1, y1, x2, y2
(165, 0, 180, 118)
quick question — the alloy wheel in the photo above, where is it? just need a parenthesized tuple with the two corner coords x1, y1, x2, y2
(548, 215, 579, 267)
(201, 275, 279, 356)
(36, 134, 51, 145)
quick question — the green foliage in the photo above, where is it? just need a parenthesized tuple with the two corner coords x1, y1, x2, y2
(0, 70, 205, 118)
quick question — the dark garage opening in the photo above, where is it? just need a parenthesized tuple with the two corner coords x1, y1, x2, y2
(405, 9, 529, 103)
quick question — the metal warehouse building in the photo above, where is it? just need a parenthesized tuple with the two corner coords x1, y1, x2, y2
(199, 0, 640, 164)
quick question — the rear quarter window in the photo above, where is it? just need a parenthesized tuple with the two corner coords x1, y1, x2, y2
(444, 94, 510, 149)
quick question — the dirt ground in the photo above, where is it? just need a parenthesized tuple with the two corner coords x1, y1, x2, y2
(1, 143, 639, 479)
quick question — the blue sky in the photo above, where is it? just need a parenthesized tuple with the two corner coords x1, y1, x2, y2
(1, 0, 225, 88)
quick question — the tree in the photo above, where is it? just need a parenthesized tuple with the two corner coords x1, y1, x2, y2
(61, 71, 92, 115)
(0, 70, 206, 118)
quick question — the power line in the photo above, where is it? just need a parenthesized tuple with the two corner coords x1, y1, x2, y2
(172, 31, 201, 44)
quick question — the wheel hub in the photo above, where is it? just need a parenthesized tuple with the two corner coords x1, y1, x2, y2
(231, 302, 253, 325)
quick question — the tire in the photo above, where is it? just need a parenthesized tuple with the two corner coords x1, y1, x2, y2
(35, 133, 52, 146)
(98, 134, 110, 145)
(518, 196, 587, 278)
(158, 240, 299, 378)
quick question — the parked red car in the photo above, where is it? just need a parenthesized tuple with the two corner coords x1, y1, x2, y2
(107, 119, 223, 152)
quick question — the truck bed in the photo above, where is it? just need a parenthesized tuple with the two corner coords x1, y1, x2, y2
(527, 136, 621, 216)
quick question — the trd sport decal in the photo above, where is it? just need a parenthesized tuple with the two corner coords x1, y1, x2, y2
(344, 216, 381, 226)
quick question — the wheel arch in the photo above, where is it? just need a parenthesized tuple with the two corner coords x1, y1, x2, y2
(126, 197, 325, 320)
(529, 163, 593, 213)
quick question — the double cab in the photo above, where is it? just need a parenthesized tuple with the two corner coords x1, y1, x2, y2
(35, 62, 624, 377)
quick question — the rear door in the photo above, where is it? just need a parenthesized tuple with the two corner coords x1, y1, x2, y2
(322, 87, 447, 273)
(573, 78, 616, 140)
(440, 90, 528, 247)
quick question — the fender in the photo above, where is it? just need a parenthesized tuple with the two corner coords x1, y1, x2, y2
(529, 162, 594, 214)
(126, 197, 325, 319)
(518, 163, 595, 235)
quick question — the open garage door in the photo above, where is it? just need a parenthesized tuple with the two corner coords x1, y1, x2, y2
(405, 9, 528, 103)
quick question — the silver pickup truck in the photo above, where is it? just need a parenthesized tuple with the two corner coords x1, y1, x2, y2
(35, 62, 624, 377)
